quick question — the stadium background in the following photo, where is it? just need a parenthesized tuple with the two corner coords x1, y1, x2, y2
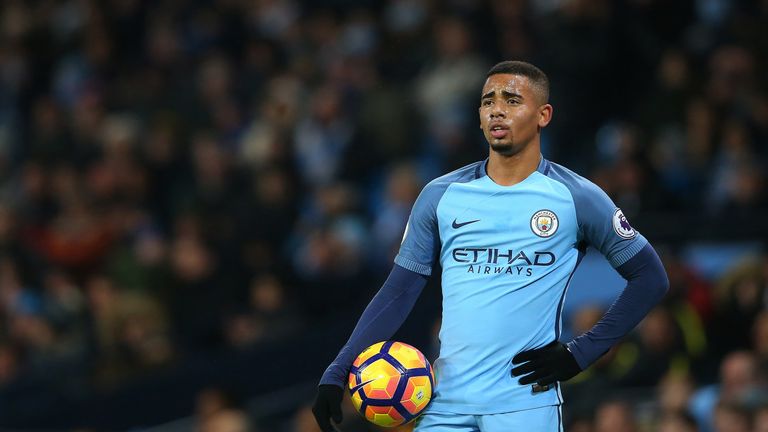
(0, 0, 766, 431)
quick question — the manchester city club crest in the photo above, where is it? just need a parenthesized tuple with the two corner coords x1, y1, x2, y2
(530, 210, 559, 238)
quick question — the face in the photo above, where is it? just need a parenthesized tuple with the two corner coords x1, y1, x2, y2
(479, 74, 552, 157)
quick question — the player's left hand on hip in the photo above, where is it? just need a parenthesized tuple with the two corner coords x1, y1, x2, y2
(511, 341, 582, 386)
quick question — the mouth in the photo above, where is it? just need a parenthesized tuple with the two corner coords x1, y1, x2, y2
(489, 124, 509, 139)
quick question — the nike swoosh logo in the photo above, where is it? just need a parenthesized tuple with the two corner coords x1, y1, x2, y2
(350, 378, 376, 394)
(452, 219, 480, 229)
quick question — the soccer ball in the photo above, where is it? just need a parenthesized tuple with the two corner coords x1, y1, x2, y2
(348, 341, 435, 427)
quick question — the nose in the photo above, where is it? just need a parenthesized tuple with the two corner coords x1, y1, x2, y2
(490, 105, 505, 118)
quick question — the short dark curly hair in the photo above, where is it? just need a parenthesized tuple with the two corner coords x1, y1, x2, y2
(486, 61, 549, 103)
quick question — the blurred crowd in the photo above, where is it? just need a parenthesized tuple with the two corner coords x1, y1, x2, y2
(0, 0, 767, 430)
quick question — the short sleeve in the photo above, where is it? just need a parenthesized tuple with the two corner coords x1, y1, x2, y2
(394, 182, 445, 275)
(574, 181, 648, 268)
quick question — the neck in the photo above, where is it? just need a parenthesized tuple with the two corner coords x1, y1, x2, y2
(486, 142, 541, 186)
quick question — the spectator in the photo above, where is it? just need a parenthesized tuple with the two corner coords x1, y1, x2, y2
(0, 0, 765, 429)
(613, 307, 688, 387)
(658, 410, 700, 432)
(370, 162, 422, 269)
(195, 387, 254, 432)
(222, 273, 301, 348)
(690, 351, 763, 432)
(594, 400, 638, 432)
(753, 405, 768, 432)
(710, 260, 767, 359)
(713, 402, 751, 432)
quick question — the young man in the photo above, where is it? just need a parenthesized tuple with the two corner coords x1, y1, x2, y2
(313, 61, 669, 431)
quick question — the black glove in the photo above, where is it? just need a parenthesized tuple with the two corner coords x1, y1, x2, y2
(312, 384, 344, 432)
(511, 341, 582, 386)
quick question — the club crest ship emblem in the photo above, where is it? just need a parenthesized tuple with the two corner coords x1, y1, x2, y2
(531, 210, 559, 238)
(612, 208, 636, 239)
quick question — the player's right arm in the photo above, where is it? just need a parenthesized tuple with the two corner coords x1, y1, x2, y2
(313, 180, 442, 431)
(312, 264, 428, 431)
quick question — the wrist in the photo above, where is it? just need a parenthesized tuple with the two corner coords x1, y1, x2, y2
(565, 340, 588, 371)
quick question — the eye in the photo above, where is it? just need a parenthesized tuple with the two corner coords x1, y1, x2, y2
(507, 98, 519, 105)
(482, 99, 492, 106)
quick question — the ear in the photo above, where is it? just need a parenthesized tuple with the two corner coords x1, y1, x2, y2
(538, 104, 553, 128)
(479, 107, 483, 129)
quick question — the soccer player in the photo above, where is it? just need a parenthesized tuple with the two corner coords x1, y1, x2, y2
(313, 61, 669, 431)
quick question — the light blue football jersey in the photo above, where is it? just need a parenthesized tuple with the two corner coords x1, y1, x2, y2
(395, 157, 647, 414)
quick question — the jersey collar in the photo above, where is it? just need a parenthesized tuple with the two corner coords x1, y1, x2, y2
(477, 154, 549, 179)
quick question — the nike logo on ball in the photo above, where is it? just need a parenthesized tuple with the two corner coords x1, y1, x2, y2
(350, 379, 376, 394)
(452, 219, 480, 229)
